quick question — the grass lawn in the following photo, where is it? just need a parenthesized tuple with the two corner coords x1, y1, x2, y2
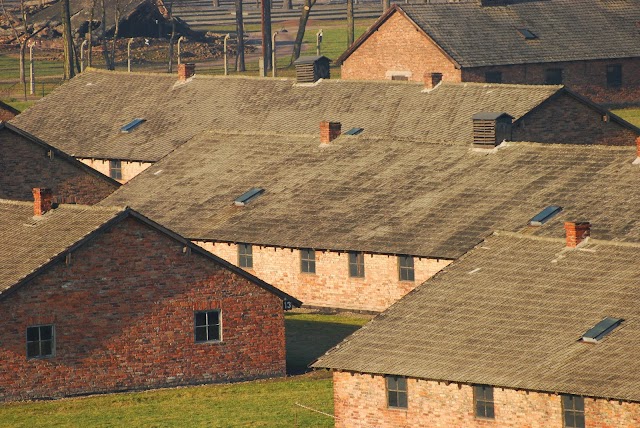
(613, 108, 640, 127)
(0, 312, 370, 427)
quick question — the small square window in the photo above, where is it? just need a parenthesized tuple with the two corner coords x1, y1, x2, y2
(474, 385, 495, 419)
(545, 68, 563, 85)
(238, 243, 253, 268)
(26, 325, 55, 358)
(348, 251, 364, 278)
(562, 395, 585, 428)
(109, 160, 122, 180)
(300, 249, 316, 274)
(386, 376, 408, 409)
(606, 64, 622, 88)
(398, 255, 415, 281)
(194, 310, 221, 343)
(485, 71, 502, 83)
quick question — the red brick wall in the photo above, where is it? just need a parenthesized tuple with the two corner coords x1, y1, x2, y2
(197, 241, 451, 312)
(333, 371, 640, 427)
(0, 217, 286, 401)
(0, 128, 119, 204)
(462, 58, 640, 106)
(341, 12, 461, 84)
(512, 92, 640, 146)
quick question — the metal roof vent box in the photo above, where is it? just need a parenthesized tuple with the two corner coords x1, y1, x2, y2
(294, 56, 331, 83)
(581, 317, 623, 343)
(472, 112, 513, 149)
(234, 188, 265, 206)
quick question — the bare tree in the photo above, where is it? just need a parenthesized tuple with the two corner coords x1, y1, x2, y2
(382, 0, 389, 12)
(87, 0, 99, 67)
(235, 0, 245, 71)
(62, 0, 75, 79)
(291, 0, 316, 62)
(284, 0, 292, 10)
(261, 0, 272, 71)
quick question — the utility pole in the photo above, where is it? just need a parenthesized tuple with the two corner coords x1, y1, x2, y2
(316, 29, 323, 56)
(80, 40, 88, 72)
(347, 0, 354, 47)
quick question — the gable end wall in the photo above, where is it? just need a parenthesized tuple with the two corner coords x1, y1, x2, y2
(0, 217, 285, 401)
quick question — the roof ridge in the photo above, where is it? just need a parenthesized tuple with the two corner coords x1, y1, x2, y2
(494, 230, 640, 249)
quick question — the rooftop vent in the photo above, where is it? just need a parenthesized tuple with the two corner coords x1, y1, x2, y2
(32, 187, 53, 216)
(344, 127, 364, 136)
(472, 112, 513, 148)
(121, 118, 146, 133)
(564, 221, 590, 248)
(517, 28, 537, 40)
(234, 188, 265, 206)
(529, 205, 562, 226)
(581, 317, 623, 343)
(294, 56, 330, 83)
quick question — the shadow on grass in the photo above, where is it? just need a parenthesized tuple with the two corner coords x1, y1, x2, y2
(285, 315, 367, 375)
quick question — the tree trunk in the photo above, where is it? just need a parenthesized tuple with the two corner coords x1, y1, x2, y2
(88, 0, 98, 67)
(110, 0, 121, 71)
(235, 0, 245, 72)
(291, 0, 315, 62)
(100, 0, 113, 69)
(261, 0, 272, 71)
(382, 0, 389, 12)
(19, 41, 25, 84)
(168, 18, 175, 72)
(347, 0, 354, 47)
(212, 0, 219, 6)
(61, 0, 75, 79)
(284, 0, 292, 10)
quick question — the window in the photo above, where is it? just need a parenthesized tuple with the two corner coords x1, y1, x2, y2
(562, 395, 585, 428)
(545, 68, 563, 85)
(517, 28, 537, 40)
(474, 385, 495, 419)
(431, 72, 443, 87)
(238, 243, 253, 268)
(398, 255, 415, 281)
(26, 325, 54, 358)
(300, 249, 316, 274)
(109, 160, 122, 180)
(348, 251, 364, 278)
(194, 310, 221, 343)
(485, 71, 502, 84)
(386, 376, 407, 409)
(606, 64, 622, 88)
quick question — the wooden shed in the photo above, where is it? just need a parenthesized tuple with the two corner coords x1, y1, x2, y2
(294, 56, 331, 83)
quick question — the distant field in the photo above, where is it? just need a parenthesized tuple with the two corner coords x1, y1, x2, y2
(613, 108, 640, 127)
(0, 312, 370, 427)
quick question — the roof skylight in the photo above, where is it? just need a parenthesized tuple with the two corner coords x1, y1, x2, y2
(234, 188, 265, 206)
(517, 29, 537, 40)
(120, 118, 146, 133)
(581, 317, 623, 343)
(529, 205, 562, 226)
(344, 127, 364, 136)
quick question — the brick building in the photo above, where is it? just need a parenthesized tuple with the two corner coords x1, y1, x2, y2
(314, 225, 640, 427)
(0, 101, 19, 121)
(0, 123, 120, 204)
(338, 1, 640, 105)
(102, 101, 640, 312)
(0, 194, 299, 401)
(11, 68, 637, 183)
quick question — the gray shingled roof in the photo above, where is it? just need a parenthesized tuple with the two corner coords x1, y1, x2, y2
(395, 1, 640, 67)
(10, 70, 561, 161)
(313, 232, 640, 403)
(102, 132, 640, 259)
(0, 200, 124, 294)
(0, 199, 302, 305)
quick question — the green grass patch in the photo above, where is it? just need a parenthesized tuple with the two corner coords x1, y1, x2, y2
(300, 22, 371, 61)
(613, 108, 640, 127)
(0, 372, 334, 427)
(0, 54, 64, 80)
(0, 312, 369, 427)
(286, 312, 370, 374)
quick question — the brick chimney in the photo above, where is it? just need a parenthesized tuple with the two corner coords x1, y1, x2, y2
(32, 188, 53, 216)
(320, 121, 341, 144)
(178, 63, 196, 81)
(424, 72, 443, 90)
(564, 221, 591, 248)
